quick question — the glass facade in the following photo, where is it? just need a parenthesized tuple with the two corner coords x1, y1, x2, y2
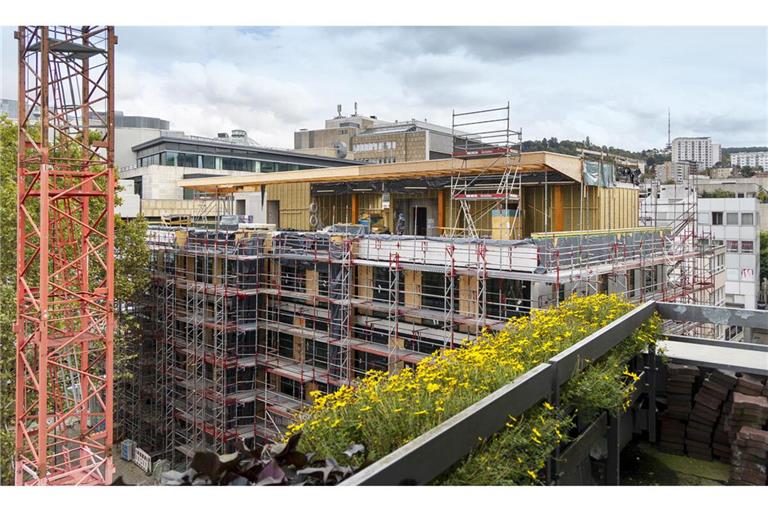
(137, 150, 313, 173)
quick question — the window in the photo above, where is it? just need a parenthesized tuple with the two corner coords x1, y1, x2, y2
(177, 152, 199, 168)
(133, 178, 142, 197)
(221, 157, 256, 172)
(726, 240, 739, 253)
(163, 151, 178, 166)
(741, 241, 754, 253)
(726, 212, 739, 225)
(711, 212, 723, 225)
(741, 213, 754, 225)
(202, 155, 217, 169)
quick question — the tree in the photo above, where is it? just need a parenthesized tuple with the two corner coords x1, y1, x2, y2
(0, 115, 17, 485)
(701, 188, 736, 199)
(740, 166, 756, 178)
(0, 114, 149, 484)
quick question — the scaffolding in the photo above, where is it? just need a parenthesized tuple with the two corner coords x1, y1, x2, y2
(638, 170, 721, 337)
(121, 214, 724, 464)
(449, 104, 523, 239)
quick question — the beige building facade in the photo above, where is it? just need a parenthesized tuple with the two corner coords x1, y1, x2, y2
(295, 109, 457, 163)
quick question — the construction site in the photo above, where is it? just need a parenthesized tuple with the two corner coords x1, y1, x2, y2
(9, 24, 767, 488)
(116, 106, 727, 467)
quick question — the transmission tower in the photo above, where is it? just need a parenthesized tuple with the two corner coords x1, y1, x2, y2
(14, 26, 116, 485)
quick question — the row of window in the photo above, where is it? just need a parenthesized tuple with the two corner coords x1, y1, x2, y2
(137, 151, 310, 173)
(726, 240, 755, 253)
(709, 211, 754, 226)
(362, 157, 396, 164)
(353, 141, 397, 152)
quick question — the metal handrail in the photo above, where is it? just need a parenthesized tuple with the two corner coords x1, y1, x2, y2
(341, 301, 768, 485)
(341, 301, 656, 485)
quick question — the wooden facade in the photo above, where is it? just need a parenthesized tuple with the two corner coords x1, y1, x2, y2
(265, 182, 639, 238)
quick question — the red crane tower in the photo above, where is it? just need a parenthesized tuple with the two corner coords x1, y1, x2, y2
(14, 26, 116, 485)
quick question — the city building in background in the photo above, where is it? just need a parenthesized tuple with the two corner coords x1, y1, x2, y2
(672, 136, 722, 172)
(697, 197, 760, 314)
(708, 167, 734, 179)
(113, 111, 172, 168)
(118, 129, 360, 221)
(730, 150, 768, 169)
(657, 160, 696, 183)
(1, 97, 40, 123)
(294, 105, 464, 163)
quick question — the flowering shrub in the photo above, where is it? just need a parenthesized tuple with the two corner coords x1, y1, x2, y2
(443, 312, 660, 485)
(437, 403, 574, 485)
(287, 294, 660, 484)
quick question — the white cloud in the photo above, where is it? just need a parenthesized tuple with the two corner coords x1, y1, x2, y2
(4, 26, 766, 150)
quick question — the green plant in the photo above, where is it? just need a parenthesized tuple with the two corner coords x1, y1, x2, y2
(288, 294, 660, 484)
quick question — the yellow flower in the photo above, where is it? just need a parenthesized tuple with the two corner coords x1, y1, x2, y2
(413, 410, 428, 416)
(527, 470, 538, 480)
(360, 406, 372, 412)
(543, 402, 554, 411)
(622, 369, 640, 382)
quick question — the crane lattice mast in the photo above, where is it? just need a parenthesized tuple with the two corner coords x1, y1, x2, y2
(14, 26, 116, 486)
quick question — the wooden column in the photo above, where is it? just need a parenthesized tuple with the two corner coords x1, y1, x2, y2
(293, 316, 305, 362)
(437, 189, 446, 235)
(351, 193, 359, 224)
(553, 185, 564, 232)
(403, 269, 422, 321)
(306, 269, 319, 296)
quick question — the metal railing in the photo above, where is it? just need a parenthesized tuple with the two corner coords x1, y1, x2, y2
(341, 301, 768, 485)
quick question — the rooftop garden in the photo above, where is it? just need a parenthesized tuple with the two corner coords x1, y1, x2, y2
(286, 293, 661, 485)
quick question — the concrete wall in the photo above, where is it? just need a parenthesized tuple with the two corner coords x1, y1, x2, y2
(116, 179, 140, 218)
(120, 165, 264, 220)
(760, 203, 768, 232)
(115, 127, 163, 169)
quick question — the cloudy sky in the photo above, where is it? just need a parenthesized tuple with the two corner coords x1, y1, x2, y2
(2, 26, 767, 150)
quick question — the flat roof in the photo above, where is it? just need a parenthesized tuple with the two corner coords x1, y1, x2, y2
(179, 151, 585, 193)
(132, 134, 364, 166)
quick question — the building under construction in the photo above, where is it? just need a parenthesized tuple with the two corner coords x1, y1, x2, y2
(119, 109, 724, 467)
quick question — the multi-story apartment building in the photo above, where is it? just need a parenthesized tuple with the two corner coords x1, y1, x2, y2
(672, 137, 722, 172)
(294, 107, 461, 163)
(730, 151, 768, 169)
